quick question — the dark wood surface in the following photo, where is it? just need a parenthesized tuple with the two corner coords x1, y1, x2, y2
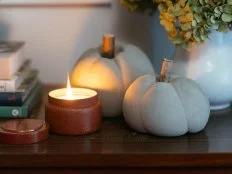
(1, 86, 232, 173)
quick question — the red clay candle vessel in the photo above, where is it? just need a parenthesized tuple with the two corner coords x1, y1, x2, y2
(0, 119, 49, 144)
(45, 79, 102, 135)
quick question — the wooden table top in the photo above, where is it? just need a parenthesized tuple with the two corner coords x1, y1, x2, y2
(0, 85, 232, 168)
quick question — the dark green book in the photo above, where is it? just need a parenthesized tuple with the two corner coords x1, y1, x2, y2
(0, 83, 42, 118)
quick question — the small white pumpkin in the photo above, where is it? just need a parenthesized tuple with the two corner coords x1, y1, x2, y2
(71, 43, 155, 117)
(123, 74, 210, 137)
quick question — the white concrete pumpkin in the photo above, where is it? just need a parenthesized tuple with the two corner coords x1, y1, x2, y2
(123, 74, 210, 137)
(71, 43, 155, 117)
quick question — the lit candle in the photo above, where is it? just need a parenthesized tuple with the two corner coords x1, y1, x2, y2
(49, 75, 97, 100)
(45, 75, 102, 135)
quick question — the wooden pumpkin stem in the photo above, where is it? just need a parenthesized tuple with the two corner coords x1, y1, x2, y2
(101, 34, 115, 59)
(160, 58, 173, 82)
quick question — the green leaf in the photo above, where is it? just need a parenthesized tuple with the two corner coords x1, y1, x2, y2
(222, 13, 232, 22)
(228, 0, 232, 5)
(223, 5, 232, 13)
(214, 7, 221, 14)
(181, 23, 191, 30)
(212, 23, 219, 30)
(210, 16, 216, 24)
(218, 22, 229, 32)
(158, 3, 167, 12)
(194, 14, 203, 23)
(192, 19, 197, 27)
(172, 36, 184, 44)
(200, 34, 207, 41)
(199, 0, 205, 5)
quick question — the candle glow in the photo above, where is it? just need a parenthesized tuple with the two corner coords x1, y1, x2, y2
(66, 75, 73, 100)
(50, 75, 97, 100)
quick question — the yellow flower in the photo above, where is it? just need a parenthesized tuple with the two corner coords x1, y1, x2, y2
(155, 0, 201, 47)
(168, 28, 177, 38)
(179, 16, 188, 23)
(184, 31, 192, 41)
(160, 19, 175, 31)
(165, 0, 173, 7)
(178, 0, 186, 8)
(183, 4, 190, 12)
(179, 13, 193, 23)
(162, 12, 176, 22)
(186, 13, 193, 21)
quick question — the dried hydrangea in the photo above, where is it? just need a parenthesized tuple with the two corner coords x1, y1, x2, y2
(120, 0, 232, 48)
(157, 0, 197, 48)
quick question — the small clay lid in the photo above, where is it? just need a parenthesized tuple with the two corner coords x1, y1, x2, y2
(0, 119, 49, 144)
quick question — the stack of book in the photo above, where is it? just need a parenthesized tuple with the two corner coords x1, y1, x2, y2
(0, 41, 42, 118)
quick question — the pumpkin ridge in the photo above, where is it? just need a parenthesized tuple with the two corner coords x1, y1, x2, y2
(171, 83, 190, 132)
(86, 57, 102, 77)
(111, 58, 125, 91)
(73, 51, 102, 86)
(71, 52, 100, 88)
(141, 82, 159, 134)
(75, 48, 97, 64)
(113, 45, 155, 92)
(114, 45, 138, 90)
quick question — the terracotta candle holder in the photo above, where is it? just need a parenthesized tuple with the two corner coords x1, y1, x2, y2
(0, 119, 49, 144)
(45, 88, 102, 135)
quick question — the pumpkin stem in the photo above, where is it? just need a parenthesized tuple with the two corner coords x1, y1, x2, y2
(101, 34, 115, 59)
(160, 58, 173, 82)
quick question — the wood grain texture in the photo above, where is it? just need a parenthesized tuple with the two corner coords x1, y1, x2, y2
(2, 168, 232, 174)
(0, 85, 232, 171)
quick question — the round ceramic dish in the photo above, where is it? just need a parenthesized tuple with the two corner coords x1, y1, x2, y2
(0, 119, 49, 144)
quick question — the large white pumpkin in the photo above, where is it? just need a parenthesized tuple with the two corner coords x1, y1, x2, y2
(123, 74, 210, 137)
(71, 43, 155, 117)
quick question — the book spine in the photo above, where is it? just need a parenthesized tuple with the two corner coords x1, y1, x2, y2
(0, 106, 26, 118)
(0, 70, 38, 106)
(0, 84, 42, 118)
(0, 60, 30, 92)
(0, 81, 17, 92)
(0, 93, 23, 106)
(0, 42, 25, 80)
(21, 87, 42, 117)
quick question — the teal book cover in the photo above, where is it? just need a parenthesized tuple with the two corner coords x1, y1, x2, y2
(0, 83, 42, 118)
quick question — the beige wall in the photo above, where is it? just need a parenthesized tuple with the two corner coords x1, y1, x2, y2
(0, 1, 153, 84)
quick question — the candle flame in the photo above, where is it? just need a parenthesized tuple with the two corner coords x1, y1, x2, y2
(66, 75, 73, 99)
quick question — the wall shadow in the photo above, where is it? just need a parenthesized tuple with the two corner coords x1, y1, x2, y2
(0, 22, 10, 40)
